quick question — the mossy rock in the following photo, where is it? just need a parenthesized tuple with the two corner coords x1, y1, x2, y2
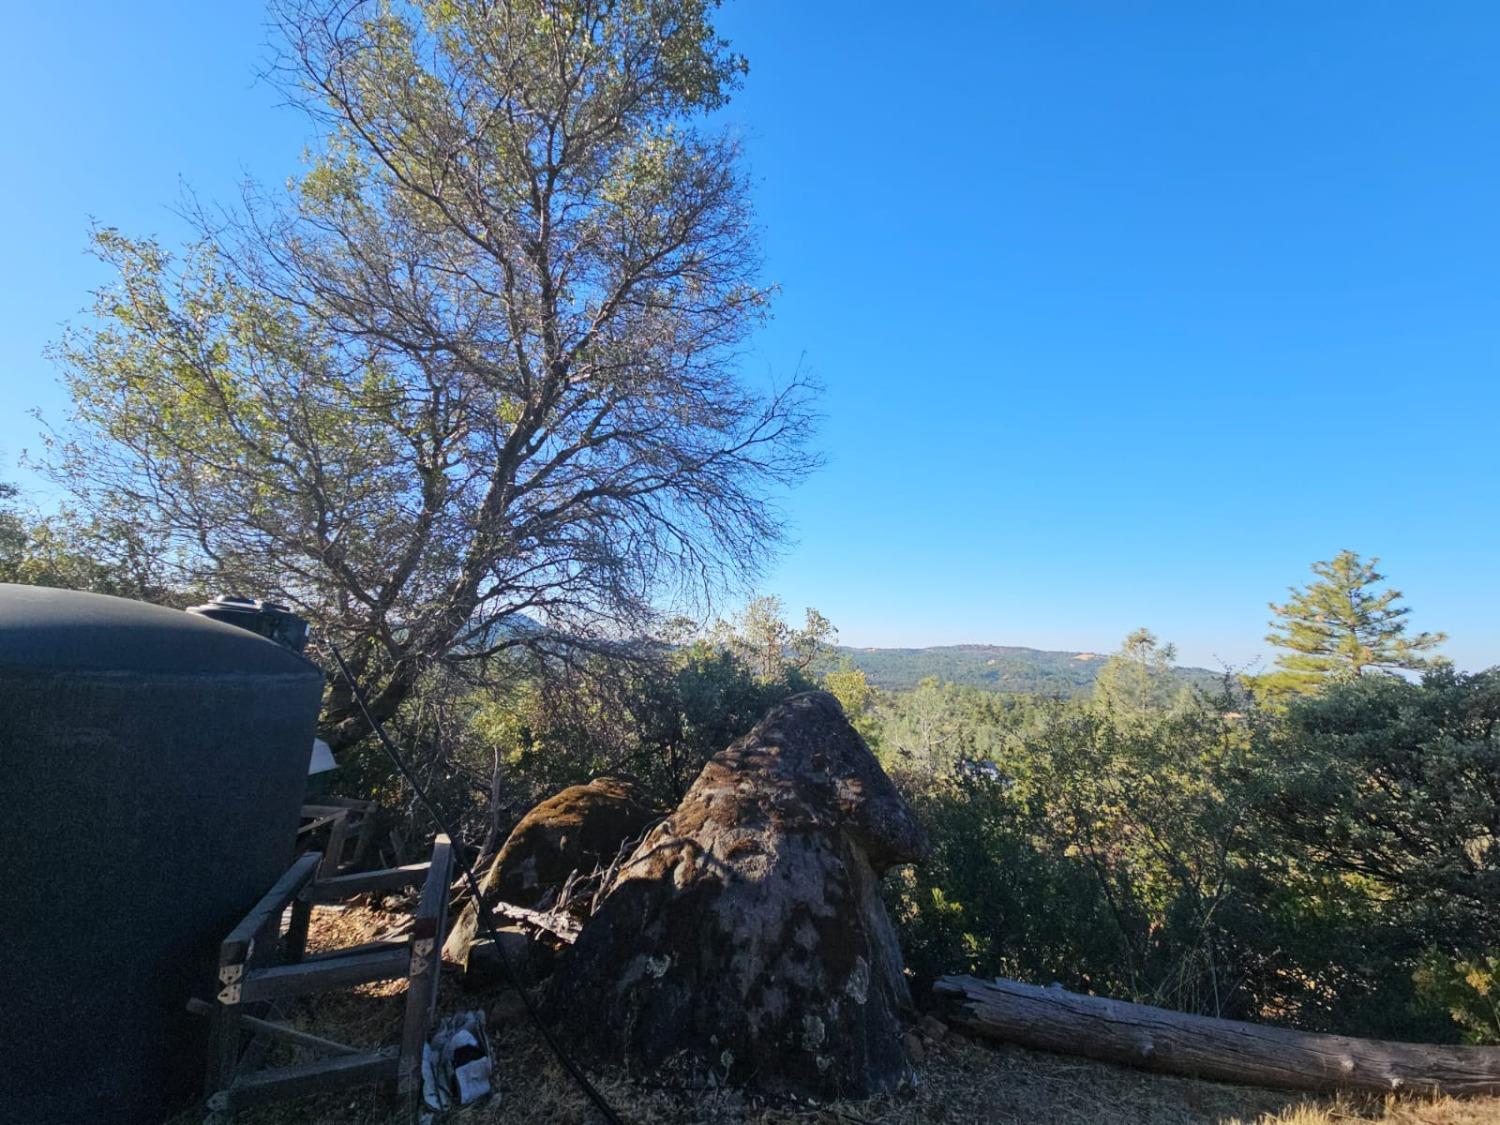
(550, 692, 929, 1099)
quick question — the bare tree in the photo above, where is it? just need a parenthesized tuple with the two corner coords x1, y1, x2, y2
(46, 0, 817, 748)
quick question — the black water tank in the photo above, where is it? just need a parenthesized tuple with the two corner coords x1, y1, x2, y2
(0, 584, 324, 1124)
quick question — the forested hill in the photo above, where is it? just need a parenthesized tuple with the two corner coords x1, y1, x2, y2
(834, 643, 1221, 696)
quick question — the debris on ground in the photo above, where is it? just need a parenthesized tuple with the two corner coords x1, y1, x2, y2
(421, 1010, 494, 1116)
(171, 895, 1500, 1125)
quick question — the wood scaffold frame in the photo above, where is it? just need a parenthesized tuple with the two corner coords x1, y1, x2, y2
(297, 796, 380, 877)
(192, 834, 454, 1122)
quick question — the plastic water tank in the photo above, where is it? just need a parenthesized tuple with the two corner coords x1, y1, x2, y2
(0, 583, 324, 1124)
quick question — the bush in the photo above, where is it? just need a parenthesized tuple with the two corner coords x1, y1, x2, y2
(874, 661, 1500, 1043)
(1415, 950, 1500, 1044)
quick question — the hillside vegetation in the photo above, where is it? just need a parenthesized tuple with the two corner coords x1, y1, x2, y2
(832, 642, 1221, 695)
(2, 0, 1492, 1115)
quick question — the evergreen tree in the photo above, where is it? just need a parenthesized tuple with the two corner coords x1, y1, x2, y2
(1092, 628, 1188, 717)
(1261, 550, 1446, 698)
(710, 596, 833, 683)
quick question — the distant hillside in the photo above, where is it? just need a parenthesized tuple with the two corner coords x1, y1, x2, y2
(833, 643, 1221, 696)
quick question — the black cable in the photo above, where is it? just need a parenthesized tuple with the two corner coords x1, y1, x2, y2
(328, 643, 626, 1125)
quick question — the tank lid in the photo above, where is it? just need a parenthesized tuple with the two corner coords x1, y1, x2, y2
(0, 584, 320, 678)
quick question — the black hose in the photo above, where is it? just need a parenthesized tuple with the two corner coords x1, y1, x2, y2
(328, 643, 626, 1125)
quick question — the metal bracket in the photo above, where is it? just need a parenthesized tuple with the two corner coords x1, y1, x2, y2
(217, 963, 244, 1005)
(408, 937, 434, 978)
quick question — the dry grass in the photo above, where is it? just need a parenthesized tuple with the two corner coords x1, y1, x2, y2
(463, 1022, 1500, 1125)
(184, 903, 1500, 1125)
(1244, 1096, 1500, 1125)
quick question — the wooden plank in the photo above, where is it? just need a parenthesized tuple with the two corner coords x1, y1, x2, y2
(398, 835, 452, 1094)
(387, 826, 409, 867)
(238, 998, 289, 1077)
(301, 803, 361, 818)
(249, 901, 284, 973)
(222, 852, 323, 964)
(308, 795, 378, 811)
(204, 987, 243, 1097)
(216, 1048, 399, 1109)
(411, 835, 453, 940)
(320, 811, 352, 877)
(297, 813, 342, 837)
(397, 933, 439, 1095)
(188, 998, 360, 1058)
(933, 975, 1500, 1096)
(349, 805, 378, 868)
(240, 947, 411, 1002)
(302, 862, 431, 904)
(300, 939, 406, 963)
(284, 898, 312, 964)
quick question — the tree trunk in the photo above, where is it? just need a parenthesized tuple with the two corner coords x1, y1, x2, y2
(323, 658, 417, 751)
(933, 975, 1500, 1096)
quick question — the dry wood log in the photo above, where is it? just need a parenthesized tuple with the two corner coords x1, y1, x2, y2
(487, 899, 581, 944)
(442, 776, 659, 965)
(186, 998, 360, 1057)
(379, 891, 580, 947)
(933, 975, 1500, 1096)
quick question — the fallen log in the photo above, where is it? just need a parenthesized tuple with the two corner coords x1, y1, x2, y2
(487, 899, 581, 944)
(380, 893, 580, 947)
(933, 975, 1500, 1097)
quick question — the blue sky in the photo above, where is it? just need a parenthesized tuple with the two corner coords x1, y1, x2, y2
(2, 2, 1496, 670)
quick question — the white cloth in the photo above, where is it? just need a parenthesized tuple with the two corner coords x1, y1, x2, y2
(421, 1010, 494, 1116)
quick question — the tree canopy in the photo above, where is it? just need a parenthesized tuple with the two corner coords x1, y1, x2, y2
(44, 0, 816, 747)
(1260, 550, 1446, 699)
(1091, 628, 1190, 718)
(709, 594, 832, 682)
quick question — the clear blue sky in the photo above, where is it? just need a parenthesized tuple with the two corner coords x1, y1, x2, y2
(2, 2, 1496, 671)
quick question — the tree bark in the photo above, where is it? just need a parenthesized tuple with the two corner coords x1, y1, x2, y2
(933, 975, 1500, 1096)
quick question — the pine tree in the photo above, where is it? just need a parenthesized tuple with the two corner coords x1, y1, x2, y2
(1092, 628, 1187, 716)
(1261, 550, 1446, 698)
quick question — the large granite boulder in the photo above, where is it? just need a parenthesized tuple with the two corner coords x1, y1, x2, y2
(550, 691, 928, 1098)
(443, 775, 660, 964)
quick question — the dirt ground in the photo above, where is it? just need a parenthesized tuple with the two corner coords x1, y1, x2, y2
(183, 902, 1500, 1125)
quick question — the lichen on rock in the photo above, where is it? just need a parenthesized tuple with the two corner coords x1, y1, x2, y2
(549, 691, 929, 1099)
(443, 775, 661, 965)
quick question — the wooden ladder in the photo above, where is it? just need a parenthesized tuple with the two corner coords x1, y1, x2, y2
(197, 834, 454, 1121)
